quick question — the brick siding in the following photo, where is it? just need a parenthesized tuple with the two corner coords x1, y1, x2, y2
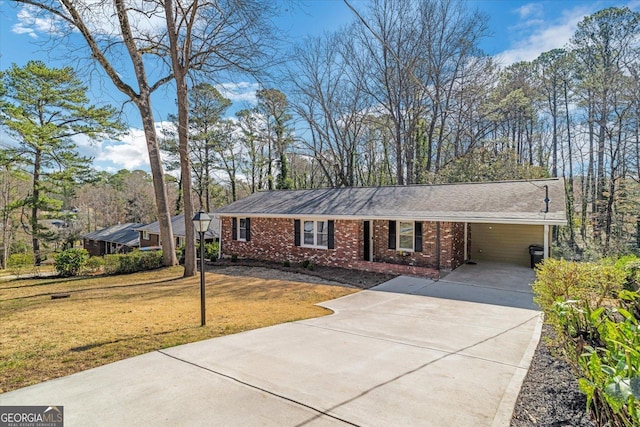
(222, 216, 467, 278)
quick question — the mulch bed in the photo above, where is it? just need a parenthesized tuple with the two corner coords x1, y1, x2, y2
(511, 324, 595, 426)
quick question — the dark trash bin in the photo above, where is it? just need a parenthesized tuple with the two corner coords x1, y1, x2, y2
(528, 244, 544, 268)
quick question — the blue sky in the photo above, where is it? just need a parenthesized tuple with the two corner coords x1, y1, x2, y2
(1, 0, 638, 172)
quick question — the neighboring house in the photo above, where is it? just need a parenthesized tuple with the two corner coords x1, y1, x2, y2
(137, 214, 219, 249)
(82, 223, 143, 256)
(214, 178, 567, 278)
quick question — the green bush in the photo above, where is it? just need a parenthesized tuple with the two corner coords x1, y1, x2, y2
(533, 258, 640, 426)
(614, 255, 640, 291)
(533, 258, 625, 316)
(7, 253, 34, 269)
(83, 256, 104, 273)
(54, 248, 89, 277)
(6, 253, 35, 276)
(102, 251, 163, 275)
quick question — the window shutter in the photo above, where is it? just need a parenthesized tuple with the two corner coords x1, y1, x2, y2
(327, 220, 335, 249)
(414, 221, 423, 252)
(245, 218, 251, 241)
(232, 217, 237, 241)
(388, 220, 396, 249)
(294, 219, 301, 246)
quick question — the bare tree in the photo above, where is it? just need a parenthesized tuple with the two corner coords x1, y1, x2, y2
(12, 0, 178, 266)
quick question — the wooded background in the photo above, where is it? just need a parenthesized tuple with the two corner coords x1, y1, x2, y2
(1, 1, 638, 267)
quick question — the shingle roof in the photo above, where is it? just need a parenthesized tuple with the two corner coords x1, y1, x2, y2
(82, 223, 142, 247)
(135, 214, 219, 239)
(214, 178, 567, 225)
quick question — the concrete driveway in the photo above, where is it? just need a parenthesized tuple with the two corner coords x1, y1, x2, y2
(0, 263, 541, 426)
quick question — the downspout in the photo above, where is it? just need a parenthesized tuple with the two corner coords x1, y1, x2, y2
(435, 221, 441, 271)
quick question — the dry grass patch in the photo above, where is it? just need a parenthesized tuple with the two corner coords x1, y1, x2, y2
(0, 267, 356, 393)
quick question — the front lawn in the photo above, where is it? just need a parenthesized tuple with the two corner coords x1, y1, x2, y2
(0, 266, 356, 393)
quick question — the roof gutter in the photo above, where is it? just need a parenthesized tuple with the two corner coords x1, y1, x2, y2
(214, 212, 568, 226)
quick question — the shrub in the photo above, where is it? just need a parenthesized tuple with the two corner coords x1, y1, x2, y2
(283, 260, 291, 267)
(301, 259, 310, 269)
(6, 253, 35, 277)
(533, 258, 625, 316)
(54, 248, 89, 277)
(205, 242, 219, 261)
(102, 251, 163, 275)
(231, 254, 238, 262)
(84, 256, 104, 273)
(534, 258, 640, 426)
(614, 255, 640, 291)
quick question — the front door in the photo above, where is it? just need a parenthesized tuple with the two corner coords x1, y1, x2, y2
(363, 220, 371, 261)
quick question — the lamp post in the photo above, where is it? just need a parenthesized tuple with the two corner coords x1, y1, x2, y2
(192, 210, 212, 326)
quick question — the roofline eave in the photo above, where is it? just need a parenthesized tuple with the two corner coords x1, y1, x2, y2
(215, 212, 567, 226)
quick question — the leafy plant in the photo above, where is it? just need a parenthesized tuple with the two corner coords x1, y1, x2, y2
(534, 258, 640, 426)
(102, 251, 163, 275)
(83, 256, 104, 273)
(7, 253, 34, 276)
(54, 248, 89, 277)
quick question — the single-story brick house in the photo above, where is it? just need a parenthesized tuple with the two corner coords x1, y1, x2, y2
(137, 213, 219, 249)
(82, 223, 143, 256)
(214, 178, 567, 278)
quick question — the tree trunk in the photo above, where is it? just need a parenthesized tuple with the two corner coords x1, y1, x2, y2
(138, 99, 177, 267)
(164, 0, 196, 277)
(31, 150, 42, 266)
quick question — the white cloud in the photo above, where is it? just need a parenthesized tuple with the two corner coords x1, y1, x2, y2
(96, 128, 149, 170)
(515, 3, 543, 19)
(12, 5, 66, 38)
(94, 122, 178, 170)
(216, 82, 260, 104)
(496, 4, 593, 65)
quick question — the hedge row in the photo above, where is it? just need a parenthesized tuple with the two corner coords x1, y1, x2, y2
(533, 257, 640, 426)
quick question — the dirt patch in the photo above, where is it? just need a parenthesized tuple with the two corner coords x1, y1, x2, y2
(207, 259, 396, 289)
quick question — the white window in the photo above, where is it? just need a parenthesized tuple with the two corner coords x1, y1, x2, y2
(238, 218, 247, 241)
(143, 231, 149, 240)
(397, 221, 414, 252)
(303, 220, 328, 248)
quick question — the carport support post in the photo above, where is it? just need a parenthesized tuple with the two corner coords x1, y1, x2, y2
(543, 224, 549, 259)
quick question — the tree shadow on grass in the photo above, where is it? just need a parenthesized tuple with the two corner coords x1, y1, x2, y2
(69, 325, 203, 352)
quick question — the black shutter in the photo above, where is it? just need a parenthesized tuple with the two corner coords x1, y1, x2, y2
(232, 217, 237, 241)
(294, 219, 301, 246)
(414, 221, 423, 252)
(245, 218, 251, 241)
(388, 220, 396, 249)
(327, 220, 335, 249)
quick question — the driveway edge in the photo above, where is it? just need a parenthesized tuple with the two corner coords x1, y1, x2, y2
(491, 312, 544, 427)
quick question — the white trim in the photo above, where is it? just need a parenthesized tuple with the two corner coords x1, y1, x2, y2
(463, 222, 468, 261)
(396, 220, 415, 252)
(237, 217, 247, 241)
(301, 219, 328, 249)
(543, 224, 549, 258)
(142, 231, 149, 240)
(218, 213, 566, 226)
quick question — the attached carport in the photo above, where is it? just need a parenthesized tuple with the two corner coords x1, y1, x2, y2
(468, 223, 552, 267)
(453, 180, 567, 269)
